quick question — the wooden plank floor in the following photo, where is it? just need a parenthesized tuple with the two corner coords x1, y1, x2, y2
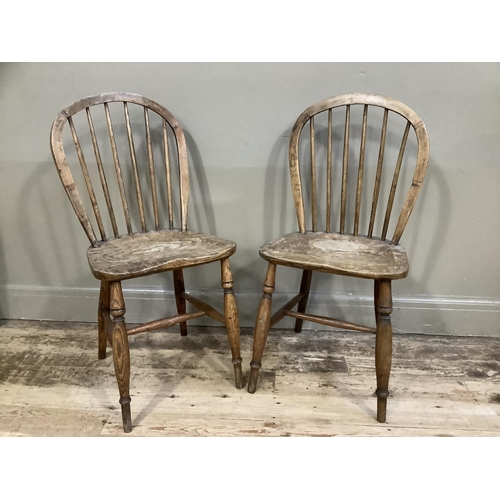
(1, 319, 500, 436)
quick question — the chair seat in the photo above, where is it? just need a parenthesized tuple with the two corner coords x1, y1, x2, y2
(88, 230, 236, 281)
(259, 231, 408, 280)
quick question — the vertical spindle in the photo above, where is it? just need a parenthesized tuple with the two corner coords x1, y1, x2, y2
(340, 105, 350, 234)
(310, 116, 317, 231)
(87, 108, 119, 237)
(68, 116, 106, 240)
(326, 109, 332, 232)
(381, 121, 410, 240)
(368, 108, 388, 238)
(124, 103, 146, 232)
(104, 103, 132, 235)
(163, 120, 174, 230)
(354, 105, 368, 236)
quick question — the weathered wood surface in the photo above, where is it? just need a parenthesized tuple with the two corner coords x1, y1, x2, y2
(221, 258, 244, 389)
(288, 93, 429, 242)
(50, 93, 242, 432)
(50, 92, 191, 239)
(87, 230, 236, 281)
(259, 232, 408, 280)
(1, 320, 500, 437)
(248, 263, 277, 393)
(252, 94, 429, 407)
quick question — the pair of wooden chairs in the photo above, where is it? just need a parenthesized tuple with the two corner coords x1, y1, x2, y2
(50, 92, 429, 433)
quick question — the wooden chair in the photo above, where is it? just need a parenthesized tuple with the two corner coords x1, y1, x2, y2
(50, 92, 243, 432)
(247, 93, 429, 423)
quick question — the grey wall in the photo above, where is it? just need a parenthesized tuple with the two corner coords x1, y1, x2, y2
(1, 62, 499, 335)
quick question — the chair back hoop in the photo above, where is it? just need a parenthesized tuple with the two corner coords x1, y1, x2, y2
(288, 93, 429, 244)
(50, 92, 190, 247)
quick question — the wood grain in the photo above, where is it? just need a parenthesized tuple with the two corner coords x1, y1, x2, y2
(2, 320, 500, 437)
(287, 93, 429, 241)
(354, 105, 368, 236)
(181, 293, 225, 324)
(144, 107, 160, 230)
(68, 116, 106, 240)
(109, 282, 132, 432)
(310, 116, 317, 231)
(287, 311, 376, 334)
(163, 120, 174, 230)
(97, 281, 111, 360)
(340, 105, 350, 234)
(248, 263, 276, 394)
(173, 269, 188, 336)
(294, 269, 313, 333)
(375, 279, 392, 422)
(251, 93, 429, 419)
(260, 231, 408, 280)
(50, 93, 243, 433)
(124, 102, 147, 232)
(87, 230, 236, 281)
(368, 108, 389, 238)
(87, 107, 119, 237)
(381, 122, 410, 240)
(326, 109, 332, 232)
(50, 92, 193, 240)
(270, 292, 305, 328)
(104, 102, 132, 235)
(126, 311, 205, 336)
(221, 258, 243, 389)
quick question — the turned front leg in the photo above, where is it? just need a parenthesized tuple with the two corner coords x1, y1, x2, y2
(375, 279, 392, 423)
(221, 258, 243, 389)
(248, 263, 276, 394)
(110, 281, 132, 433)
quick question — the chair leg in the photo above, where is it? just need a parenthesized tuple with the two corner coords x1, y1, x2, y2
(248, 262, 276, 394)
(294, 270, 313, 333)
(110, 281, 132, 433)
(173, 269, 188, 336)
(221, 258, 243, 389)
(375, 279, 392, 423)
(374, 279, 380, 324)
(98, 281, 110, 360)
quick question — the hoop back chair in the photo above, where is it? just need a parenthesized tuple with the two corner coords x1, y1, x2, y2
(247, 93, 429, 423)
(50, 92, 243, 432)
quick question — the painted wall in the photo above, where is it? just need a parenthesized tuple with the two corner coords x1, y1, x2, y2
(0, 62, 499, 335)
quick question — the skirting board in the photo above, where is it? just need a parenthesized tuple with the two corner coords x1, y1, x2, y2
(1, 284, 499, 337)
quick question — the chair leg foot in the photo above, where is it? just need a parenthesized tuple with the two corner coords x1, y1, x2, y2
(120, 397, 132, 433)
(376, 390, 389, 423)
(232, 357, 244, 389)
(247, 362, 261, 394)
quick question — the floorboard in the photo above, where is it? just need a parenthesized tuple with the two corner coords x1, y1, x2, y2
(1, 319, 499, 436)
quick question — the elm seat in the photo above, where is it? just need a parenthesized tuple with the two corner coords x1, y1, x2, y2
(259, 232, 408, 280)
(88, 230, 236, 281)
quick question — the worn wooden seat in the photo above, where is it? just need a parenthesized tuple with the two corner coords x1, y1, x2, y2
(50, 92, 243, 433)
(248, 93, 430, 425)
(88, 230, 236, 281)
(260, 232, 408, 280)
